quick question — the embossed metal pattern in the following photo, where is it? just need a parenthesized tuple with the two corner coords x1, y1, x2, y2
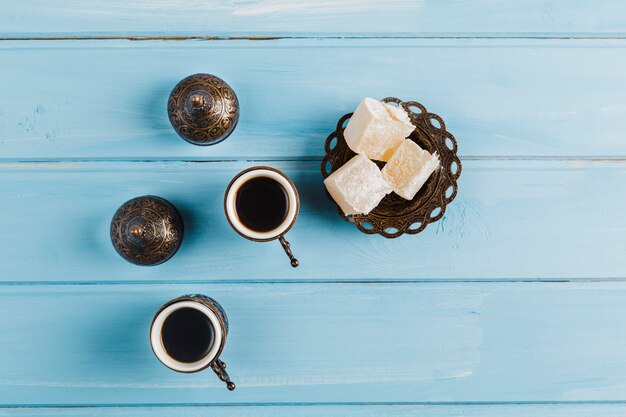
(110, 196, 184, 266)
(321, 98, 462, 239)
(168, 73, 239, 146)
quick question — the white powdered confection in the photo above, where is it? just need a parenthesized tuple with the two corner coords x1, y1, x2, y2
(343, 97, 415, 161)
(382, 139, 440, 201)
(384, 102, 413, 126)
(324, 154, 392, 216)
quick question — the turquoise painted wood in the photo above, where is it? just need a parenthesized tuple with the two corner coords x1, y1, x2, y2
(2, 282, 626, 405)
(0, 160, 625, 282)
(2, 0, 626, 37)
(2, 0, 626, 414)
(5, 405, 626, 417)
(1, 39, 626, 160)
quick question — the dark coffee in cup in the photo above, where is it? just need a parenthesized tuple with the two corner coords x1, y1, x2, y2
(161, 307, 215, 363)
(235, 176, 288, 232)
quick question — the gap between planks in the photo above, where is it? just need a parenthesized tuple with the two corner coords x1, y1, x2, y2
(3, 400, 626, 408)
(1, 156, 626, 165)
(2, 279, 626, 286)
(2, 34, 626, 41)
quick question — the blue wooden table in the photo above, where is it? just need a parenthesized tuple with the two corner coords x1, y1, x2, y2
(1, 1, 626, 416)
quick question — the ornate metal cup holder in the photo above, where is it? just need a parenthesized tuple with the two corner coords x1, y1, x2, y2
(321, 98, 462, 239)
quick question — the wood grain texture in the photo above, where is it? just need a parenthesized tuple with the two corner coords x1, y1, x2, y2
(1, 39, 626, 160)
(1, 0, 626, 37)
(0, 160, 624, 282)
(2, 282, 626, 405)
(5, 404, 626, 417)
(2, 1, 624, 412)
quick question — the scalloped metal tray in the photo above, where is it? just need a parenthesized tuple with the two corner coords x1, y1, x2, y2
(321, 97, 462, 238)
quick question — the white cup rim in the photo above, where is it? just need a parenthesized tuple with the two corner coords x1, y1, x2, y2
(224, 167, 299, 241)
(150, 300, 223, 373)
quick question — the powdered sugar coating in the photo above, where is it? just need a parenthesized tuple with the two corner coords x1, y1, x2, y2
(324, 154, 392, 215)
(343, 98, 415, 161)
(382, 139, 440, 200)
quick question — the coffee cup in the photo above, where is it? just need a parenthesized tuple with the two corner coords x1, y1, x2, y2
(150, 294, 235, 390)
(224, 166, 300, 267)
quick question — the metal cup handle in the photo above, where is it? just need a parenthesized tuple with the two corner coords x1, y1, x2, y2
(211, 358, 236, 391)
(279, 235, 299, 268)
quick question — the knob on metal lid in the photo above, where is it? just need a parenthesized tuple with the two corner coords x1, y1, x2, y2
(168, 73, 240, 146)
(110, 196, 184, 266)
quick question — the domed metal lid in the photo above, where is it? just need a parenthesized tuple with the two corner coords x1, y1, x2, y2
(110, 196, 184, 266)
(167, 73, 239, 146)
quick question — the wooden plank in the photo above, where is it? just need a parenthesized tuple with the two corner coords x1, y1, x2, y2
(1, 38, 626, 160)
(1, 0, 626, 37)
(0, 159, 624, 282)
(5, 404, 626, 417)
(1, 282, 626, 404)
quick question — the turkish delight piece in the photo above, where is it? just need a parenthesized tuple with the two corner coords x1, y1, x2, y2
(382, 139, 440, 200)
(343, 97, 415, 161)
(324, 154, 392, 215)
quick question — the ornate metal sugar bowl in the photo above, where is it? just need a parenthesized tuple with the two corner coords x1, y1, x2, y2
(167, 73, 240, 145)
(110, 196, 184, 266)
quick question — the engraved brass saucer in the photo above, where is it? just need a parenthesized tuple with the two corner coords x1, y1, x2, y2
(321, 98, 461, 239)
(168, 73, 239, 146)
(110, 196, 184, 265)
